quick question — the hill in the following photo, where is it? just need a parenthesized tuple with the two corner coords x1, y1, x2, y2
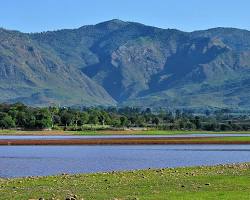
(1, 19, 250, 108)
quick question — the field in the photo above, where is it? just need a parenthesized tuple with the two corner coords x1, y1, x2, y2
(0, 163, 250, 200)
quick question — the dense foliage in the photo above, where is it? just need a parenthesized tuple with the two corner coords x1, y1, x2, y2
(0, 103, 250, 131)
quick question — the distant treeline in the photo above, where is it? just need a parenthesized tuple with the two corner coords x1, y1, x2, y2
(0, 103, 250, 131)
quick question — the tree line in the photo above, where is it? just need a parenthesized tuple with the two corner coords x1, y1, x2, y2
(0, 103, 250, 131)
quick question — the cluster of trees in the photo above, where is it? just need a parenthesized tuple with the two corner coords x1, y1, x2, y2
(0, 103, 52, 129)
(0, 103, 250, 131)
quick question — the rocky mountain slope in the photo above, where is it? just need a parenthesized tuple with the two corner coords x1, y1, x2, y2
(1, 19, 250, 108)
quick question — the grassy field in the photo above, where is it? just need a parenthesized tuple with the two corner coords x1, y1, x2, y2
(0, 163, 250, 200)
(1, 129, 250, 136)
(71, 130, 250, 136)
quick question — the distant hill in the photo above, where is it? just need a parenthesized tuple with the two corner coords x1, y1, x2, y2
(1, 19, 250, 108)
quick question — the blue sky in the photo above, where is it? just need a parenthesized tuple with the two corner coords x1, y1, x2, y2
(1, 0, 250, 33)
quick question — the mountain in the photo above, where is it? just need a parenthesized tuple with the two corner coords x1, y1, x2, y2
(0, 28, 116, 106)
(1, 19, 250, 108)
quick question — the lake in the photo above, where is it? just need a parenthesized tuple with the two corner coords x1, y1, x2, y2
(1, 144, 250, 178)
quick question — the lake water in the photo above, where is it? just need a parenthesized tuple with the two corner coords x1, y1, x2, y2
(1, 144, 250, 178)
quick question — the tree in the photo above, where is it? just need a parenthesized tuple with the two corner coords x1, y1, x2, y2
(35, 108, 52, 129)
(111, 118, 121, 127)
(194, 116, 201, 129)
(61, 111, 74, 127)
(99, 111, 111, 125)
(88, 115, 99, 125)
(175, 109, 181, 119)
(0, 113, 15, 129)
(78, 112, 89, 126)
(72, 111, 81, 127)
(16, 111, 27, 127)
(49, 106, 60, 128)
(220, 124, 232, 131)
(152, 117, 160, 126)
(24, 111, 36, 128)
(88, 109, 101, 125)
(120, 116, 129, 127)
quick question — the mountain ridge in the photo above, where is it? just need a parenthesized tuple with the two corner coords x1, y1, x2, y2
(1, 19, 250, 108)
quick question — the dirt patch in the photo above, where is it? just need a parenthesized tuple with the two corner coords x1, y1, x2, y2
(99, 130, 144, 134)
(0, 130, 68, 135)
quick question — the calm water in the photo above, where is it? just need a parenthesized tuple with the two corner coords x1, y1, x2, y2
(1, 144, 250, 178)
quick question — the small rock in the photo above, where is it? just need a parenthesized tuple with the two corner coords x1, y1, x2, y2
(181, 185, 185, 188)
(65, 198, 74, 200)
(205, 183, 211, 186)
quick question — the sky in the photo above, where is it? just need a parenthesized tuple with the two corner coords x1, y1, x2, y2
(0, 0, 250, 33)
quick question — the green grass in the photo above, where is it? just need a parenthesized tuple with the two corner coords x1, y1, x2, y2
(0, 129, 17, 134)
(209, 136, 250, 142)
(70, 130, 250, 136)
(1, 163, 250, 200)
(134, 130, 250, 135)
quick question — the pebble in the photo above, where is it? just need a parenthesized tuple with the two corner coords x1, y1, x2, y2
(65, 193, 78, 200)
(65, 197, 76, 200)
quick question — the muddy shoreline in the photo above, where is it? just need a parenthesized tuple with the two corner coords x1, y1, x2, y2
(1, 137, 250, 145)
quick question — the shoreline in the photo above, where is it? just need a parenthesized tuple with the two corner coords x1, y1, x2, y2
(1, 129, 250, 136)
(1, 163, 249, 199)
(1, 136, 250, 145)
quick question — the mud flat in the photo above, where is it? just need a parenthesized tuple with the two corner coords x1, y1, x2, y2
(1, 136, 250, 145)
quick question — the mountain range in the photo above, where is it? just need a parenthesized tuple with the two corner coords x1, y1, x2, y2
(1, 19, 250, 109)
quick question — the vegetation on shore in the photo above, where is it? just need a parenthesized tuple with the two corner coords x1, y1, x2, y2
(1, 163, 250, 200)
(1, 103, 250, 133)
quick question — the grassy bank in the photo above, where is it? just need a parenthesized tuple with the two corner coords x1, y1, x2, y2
(71, 130, 250, 136)
(1, 129, 250, 136)
(0, 163, 250, 200)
